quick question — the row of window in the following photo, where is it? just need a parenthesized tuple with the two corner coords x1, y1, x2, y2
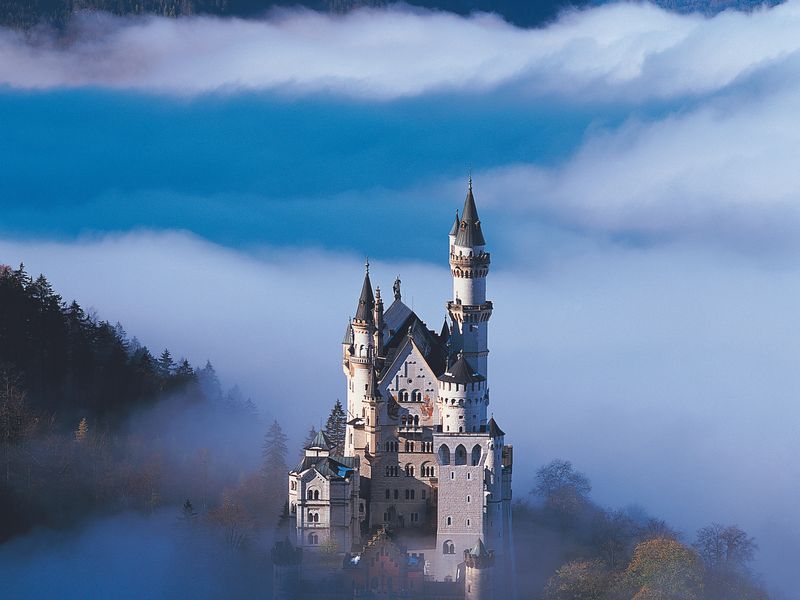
(384, 488, 427, 501)
(382, 511, 420, 523)
(384, 440, 435, 453)
(438, 444, 482, 466)
(397, 390, 424, 402)
(307, 510, 320, 522)
(444, 516, 472, 527)
(384, 465, 436, 478)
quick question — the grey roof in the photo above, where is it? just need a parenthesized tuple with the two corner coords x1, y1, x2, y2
(488, 417, 505, 437)
(449, 210, 459, 236)
(355, 270, 375, 323)
(454, 185, 486, 247)
(342, 322, 354, 345)
(306, 430, 332, 451)
(468, 538, 490, 557)
(383, 299, 412, 342)
(438, 352, 485, 384)
(439, 318, 449, 341)
(292, 454, 357, 480)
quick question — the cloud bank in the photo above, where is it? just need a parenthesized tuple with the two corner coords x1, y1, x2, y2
(0, 2, 798, 100)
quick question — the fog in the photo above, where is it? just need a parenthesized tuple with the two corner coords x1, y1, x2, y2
(0, 229, 797, 595)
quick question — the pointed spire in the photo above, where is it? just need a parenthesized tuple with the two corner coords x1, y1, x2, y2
(439, 317, 450, 340)
(355, 262, 375, 323)
(449, 209, 460, 236)
(455, 177, 486, 247)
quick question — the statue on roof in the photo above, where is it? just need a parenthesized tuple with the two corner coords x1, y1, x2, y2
(393, 276, 401, 301)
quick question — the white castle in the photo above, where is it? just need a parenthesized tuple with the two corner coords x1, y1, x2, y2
(285, 180, 515, 599)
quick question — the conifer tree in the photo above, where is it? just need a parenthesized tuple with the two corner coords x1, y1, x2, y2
(157, 349, 175, 377)
(262, 420, 289, 530)
(324, 400, 346, 456)
(262, 420, 288, 478)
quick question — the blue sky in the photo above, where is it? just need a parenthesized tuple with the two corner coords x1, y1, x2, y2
(2, 3, 800, 596)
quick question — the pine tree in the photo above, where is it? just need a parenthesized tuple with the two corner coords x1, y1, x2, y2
(303, 425, 318, 449)
(324, 400, 346, 456)
(157, 349, 175, 378)
(262, 420, 289, 531)
(262, 420, 288, 478)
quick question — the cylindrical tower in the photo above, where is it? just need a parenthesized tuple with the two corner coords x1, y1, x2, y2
(464, 539, 494, 600)
(346, 262, 375, 456)
(437, 351, 488, 434)
(447, 178, 492, 378)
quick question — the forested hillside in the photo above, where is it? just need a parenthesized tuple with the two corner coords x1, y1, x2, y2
(0, 0, 783, 32)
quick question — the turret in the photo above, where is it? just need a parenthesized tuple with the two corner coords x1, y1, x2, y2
(346, 261, 376, 456)
(437, 351, 488, 434)
(448, 177, 492, 378)
(464, 538, 494, 600)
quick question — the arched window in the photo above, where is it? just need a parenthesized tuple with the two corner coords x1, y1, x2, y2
(455, 444, 467, 465)
(438, 445, 451, 465)
(308, 532, 319, 545)
(442, 540, 454, 554)
(405, 464, 414, 477)
(446, 516, 452, 526)
(314, 490, 320, 500)
(414, 415, 419, 426)
(471, 444, 482, 466)
(399, 389, 409, 402)
(385, 488, 390, 500)
(307, 489, 314, 500)
(412, 390, 422, 402)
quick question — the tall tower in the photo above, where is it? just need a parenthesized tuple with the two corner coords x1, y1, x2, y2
(345, 261, 376, 458)
(447, 177, 492, 378)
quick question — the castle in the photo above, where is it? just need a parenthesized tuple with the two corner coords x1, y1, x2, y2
(277, 180, 515, 599)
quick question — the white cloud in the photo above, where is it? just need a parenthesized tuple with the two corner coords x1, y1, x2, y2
(1, 2, 800, 100)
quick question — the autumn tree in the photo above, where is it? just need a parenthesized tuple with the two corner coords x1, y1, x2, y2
(543, 559, 612, 600)
(324, 400, 346, 456)
(616, 538, 704, 600)
(74, 417, 88, 443)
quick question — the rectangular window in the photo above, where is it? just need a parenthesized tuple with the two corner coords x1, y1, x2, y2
(410, 490, 415, 500)
(422, 489, 426, 500)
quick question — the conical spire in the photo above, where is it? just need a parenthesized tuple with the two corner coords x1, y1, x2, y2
(454, 179, 486, 247)
(439, 317, 450, 340)
(355, 260, 375, 323)
(449, 210, 460, 236)
(468, 538, 490, 557)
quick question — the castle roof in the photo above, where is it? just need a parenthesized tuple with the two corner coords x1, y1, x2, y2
(379, 299, 448, 379)
(306, 430, 332, 451)
(449, 210, 459, 236)
(292, 453, 357, 481)
(454, 182, 486, 248)
(354, 268, 375, 323)
(438, 352, 485, 384)
(342, 322, 353, 345)
(488, 417, 505, 437)
(467, 538, 490, 557)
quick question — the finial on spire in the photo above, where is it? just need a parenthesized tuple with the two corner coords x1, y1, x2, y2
(365, 257, 370, 274)
(468, 169, 472, 192)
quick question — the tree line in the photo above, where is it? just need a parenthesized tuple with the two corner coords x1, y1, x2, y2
(515, 459, 769, 599)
